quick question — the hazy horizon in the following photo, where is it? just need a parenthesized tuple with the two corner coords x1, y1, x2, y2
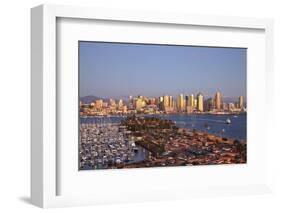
(79, 42, 246, 100)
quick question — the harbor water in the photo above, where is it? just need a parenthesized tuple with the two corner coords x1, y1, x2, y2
(80, 114, 247, 140)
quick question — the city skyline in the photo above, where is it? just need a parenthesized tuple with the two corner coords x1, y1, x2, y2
(80, 91, 246, 117)
(80, 92, 244, 103)
(79, 42, 247, 99)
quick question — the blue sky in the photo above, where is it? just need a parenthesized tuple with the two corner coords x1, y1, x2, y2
(79, 41, 246, 99)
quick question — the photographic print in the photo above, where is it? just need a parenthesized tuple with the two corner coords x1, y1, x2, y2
(79, 41, 247, 170)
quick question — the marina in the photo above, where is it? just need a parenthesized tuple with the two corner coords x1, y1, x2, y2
(79, 123, 147, 170)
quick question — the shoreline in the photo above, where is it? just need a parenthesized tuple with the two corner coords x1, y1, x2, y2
(80, 112, 247, 118)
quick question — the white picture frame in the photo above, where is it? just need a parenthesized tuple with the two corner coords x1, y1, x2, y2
(31, 4, 274, 208)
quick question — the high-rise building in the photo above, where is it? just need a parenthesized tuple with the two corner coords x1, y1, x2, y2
(164, 95, 169, 108)
(127, 96, 134, 110)
(169, 96, 173, 108)
(205, 98, 213, 111)
(159, 96, 164, 111)
(128, 96, 133, 104)
(182, 95, 186, 110)
(109, 98, 116, 107)
(173, 100, 176, 110)
(185, 95, 193, 113)
(176, 94, 184, 111)
(189, 94, 194, 108)
(136, 98, 143, 111)
(197, 93, 204, 112)
(239, 96, 244, 109)
(118, 99, 123, 108)
(214, 91, 222, 110)
(185, 95, 189, 106)
(176, 95, 180, 110)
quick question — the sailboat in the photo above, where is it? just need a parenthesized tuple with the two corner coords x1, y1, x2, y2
(225, 118, 231, 124)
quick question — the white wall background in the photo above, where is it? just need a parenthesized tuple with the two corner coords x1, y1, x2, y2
(0, 0, 280, 212)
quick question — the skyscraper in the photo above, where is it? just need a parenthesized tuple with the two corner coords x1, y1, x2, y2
(197, 93, 204, 112)
(109, 98, 115, 106)
(128, 96, 133, 104)
(180, 94, 184, 110)
(164, 95, 169, 108)
(189, 94, 194, 108)
(239, 96, 244, 109)
(205, 98, 213, 111)
(169, 96, 173, 108)
(185, 95, 189, 106)
(136, 98, 142, 111)
(214, 91, 222, 110)
(118, 99, 123, 108)
(159, 96, 164, 111)
(176, 94, 184, 111)
(135, 97, 144, 111)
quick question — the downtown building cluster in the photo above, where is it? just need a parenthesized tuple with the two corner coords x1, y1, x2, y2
(80, 92, 246, 116)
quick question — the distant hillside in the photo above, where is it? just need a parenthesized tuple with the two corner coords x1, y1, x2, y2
(80, 95, 109, 104)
